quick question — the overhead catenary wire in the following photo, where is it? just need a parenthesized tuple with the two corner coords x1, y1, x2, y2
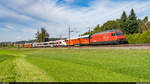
(101, 2, 150, 21)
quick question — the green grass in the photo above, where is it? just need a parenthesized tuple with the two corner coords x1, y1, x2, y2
(0, 48, 150, 82)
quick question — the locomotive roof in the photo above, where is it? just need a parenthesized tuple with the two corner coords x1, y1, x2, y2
(73, 35, 89, 39)
(66, 35, 89, 40)
(93, 29, 121, 35)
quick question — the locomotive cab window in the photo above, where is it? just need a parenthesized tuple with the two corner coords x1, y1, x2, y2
(112, 33, 116, 36)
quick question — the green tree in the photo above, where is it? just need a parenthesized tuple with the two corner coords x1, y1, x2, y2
(147, 21, 150, 30)
(137, 18, 142, 33)
(101, 20, 118, 31)
(138, 16, 149, 33)
(93, 24, 103, 33)
(126, 9, 139, 34)
(81, 32, 90, 36)
(35, 30, 41, 42)
(116, 19, 121, 29)
(35, 27, 50, 42)
(120, 11, 128, 33)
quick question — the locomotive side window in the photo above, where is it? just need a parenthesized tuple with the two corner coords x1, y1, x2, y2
(116, 32, 124, 36)
(112, 32, 124, 36)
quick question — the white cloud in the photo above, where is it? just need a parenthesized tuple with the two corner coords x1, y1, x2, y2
(5, 25, 14, 30)
(0, 24, 15, 31)
(21, 28, 37, 33)
(0, 0, 150, 41)
(0, 5, 35, 22)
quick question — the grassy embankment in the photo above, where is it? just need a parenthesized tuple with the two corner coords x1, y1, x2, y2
(0, 48, 150, 82)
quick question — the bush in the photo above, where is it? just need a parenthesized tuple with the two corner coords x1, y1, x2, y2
(126, 30, 150, 44)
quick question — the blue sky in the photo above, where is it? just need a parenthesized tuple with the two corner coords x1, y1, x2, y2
(0, 0, 150, 42)
(57, 0, 92, 7)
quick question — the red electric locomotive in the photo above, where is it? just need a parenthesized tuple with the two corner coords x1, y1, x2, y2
(90, 29, 127, 45)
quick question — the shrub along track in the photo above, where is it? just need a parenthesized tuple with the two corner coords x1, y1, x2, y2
(0, 54, 54, 82)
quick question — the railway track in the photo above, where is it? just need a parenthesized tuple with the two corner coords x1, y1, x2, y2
(72, 44, 150, 47)
(24, 44, 150, 49)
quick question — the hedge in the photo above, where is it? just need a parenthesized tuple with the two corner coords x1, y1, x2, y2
(126, 30, 150, 44)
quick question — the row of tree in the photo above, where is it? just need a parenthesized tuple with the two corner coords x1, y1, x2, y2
(82, 9, 150, 35)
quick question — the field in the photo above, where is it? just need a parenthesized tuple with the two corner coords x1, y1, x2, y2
(0, 48, 150, 82)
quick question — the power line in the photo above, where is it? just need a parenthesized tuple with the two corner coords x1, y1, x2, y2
(99, 2, 150, 22)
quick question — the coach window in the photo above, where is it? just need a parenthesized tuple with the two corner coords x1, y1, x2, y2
(44, 43, 48, 45)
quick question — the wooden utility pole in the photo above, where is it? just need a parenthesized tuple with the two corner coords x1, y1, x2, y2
(89, 27, 91, 45)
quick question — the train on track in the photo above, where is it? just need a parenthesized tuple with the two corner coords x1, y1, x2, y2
(24, 29, 128, 48)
